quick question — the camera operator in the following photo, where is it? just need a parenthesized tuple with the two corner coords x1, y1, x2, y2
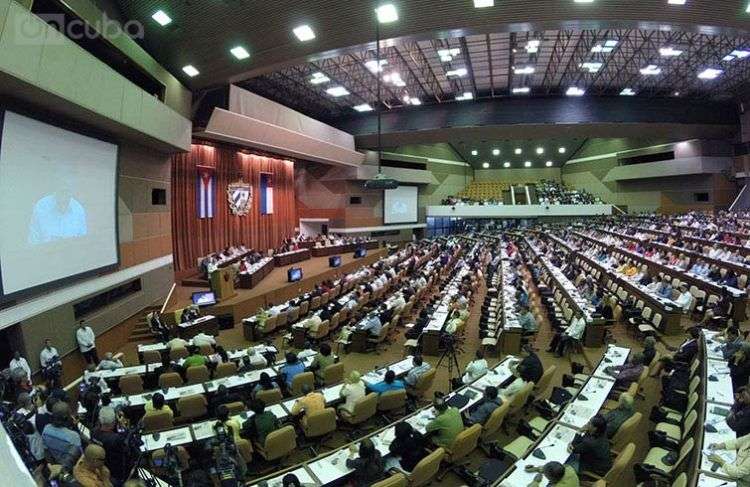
(91, 407, 129, 486)
(40, 339, 63, 389)
(14, 392, 45, 463)
(210, 405, 247, 482)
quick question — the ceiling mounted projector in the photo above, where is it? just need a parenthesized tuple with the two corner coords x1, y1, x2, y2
(364, 173, 399, 190)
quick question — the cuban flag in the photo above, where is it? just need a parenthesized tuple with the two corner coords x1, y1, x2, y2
(196, 166, 215, 218)
(260, 173, 274, 215)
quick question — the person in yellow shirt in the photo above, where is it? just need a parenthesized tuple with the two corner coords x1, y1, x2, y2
(290, 384, 325, 428)
(143, 393, 174, 422)
(623, 263, 638, 277)
(73, 444, 113, 487)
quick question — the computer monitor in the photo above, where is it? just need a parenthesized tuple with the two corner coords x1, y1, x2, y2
(354, 248, 367, 258)
(191, 291, 216, 307)
(329, 255, 342, 268)
(288, 267, 303, 282)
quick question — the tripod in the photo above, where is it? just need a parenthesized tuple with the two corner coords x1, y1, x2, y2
(436, 335, 462, 391)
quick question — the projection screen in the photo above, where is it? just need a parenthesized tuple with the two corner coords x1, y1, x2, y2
(0, 109, 119, 300)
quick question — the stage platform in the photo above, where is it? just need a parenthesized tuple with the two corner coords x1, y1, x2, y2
(163, 248, 387, 326)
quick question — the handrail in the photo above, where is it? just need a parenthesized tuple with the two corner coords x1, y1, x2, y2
(729, 184, 749, 212)
(612, 204, 627, 215)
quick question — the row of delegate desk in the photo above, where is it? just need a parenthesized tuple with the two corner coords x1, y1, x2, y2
(591, 225, 748, 322)
(133, 355, 418, 455)
(691, 330, 739, 487)
(569, 230, 684, 335)
(248, 356, 520, 487)
(521, 236, 606, 346)
(238, 257, 275, 289)
(481, 251, 524, 355)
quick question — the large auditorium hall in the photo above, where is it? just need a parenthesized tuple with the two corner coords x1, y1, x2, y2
(1, 1, 750, 486)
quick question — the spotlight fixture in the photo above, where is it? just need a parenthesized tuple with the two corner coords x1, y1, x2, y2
(182, 65, 199, 77)
(503, 162, 511, 168)
(326, 86, 350, 97)
(310, 72, 330, 84)
(353, 103, 373, 112)
(293, 25, 316, 42)
(482, 162, 490, 168)
(566, 86, 585, 96)
(151, 10, 172, 26)
(375, 3, 398, 23)
(620, 87, 636, 96)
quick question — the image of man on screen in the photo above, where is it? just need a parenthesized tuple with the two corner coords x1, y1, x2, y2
(27, 173, 88, 245)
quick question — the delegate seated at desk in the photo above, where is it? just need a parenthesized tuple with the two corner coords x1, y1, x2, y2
(359, 311, 382, 336)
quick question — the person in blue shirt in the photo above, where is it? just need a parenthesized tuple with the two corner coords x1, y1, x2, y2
(369, 370, 405, 394)
(41, 402, 82, 464)
(279, 352, 305, 390)
(517, 288, 529, 309)
(28, 179, 87, 245)
(656, 277, 673, 299)
(359, 311, 382, 337)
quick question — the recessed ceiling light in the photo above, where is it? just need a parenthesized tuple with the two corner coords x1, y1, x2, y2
(353, 103, 373, 112)
(580, 62, 602, 73)
(326, 86, 350, 97)
(503, 162, 511, 168)
(474, 0, 494, 7)
(698, 68, 723, 80)
(365, 59, 388, 73)
(293, 25, 316, 42)
(667, 0, 686, 4)
(591, 44, 614, 54)
(659, 47, 683, 57)
(182, 65, 199, 77)
(230, 46, 250, 60)
(375, 3, 398, 23)
(515, 148, 522, 155)
(482, 162, 490, 168)
(574, 0, 594, 3)
(747, 2, 750, 13)
(559, 147, 566, 154)
(524, 161, 532, 167)
(545, 161, 553, 167)
(604, 40, 618, 48)
(492, 149, 500, 156)
(310, 72, 330, 84)
(512, 87, 531, 94)
(566, 86, 585, 96)
(731, 50, 750, 59)
(455, 92, 474, 101)
(446, 68, 468, 77)
(640, 64, 661, 75)
(384, 72, 406, 87)
(673, 91, 681, 96)
(620, 87, 636, 96)
(409, 97, 422, 106)
(536, 147, 544, 155)
(513, 66, 535, 75)
(471, 150, 478, 156)
(151, 10, 172, 26)
(437, 48, 460, 62)
(526, 40, 540, 54)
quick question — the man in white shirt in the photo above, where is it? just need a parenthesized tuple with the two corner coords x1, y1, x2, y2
(39, 340, 59, 369)
(547, 311, 587, 357)
(462, 350, 488, 384)
(675, 284, 693, 312)
(192, 332, 216, 348)
(76, 321, 98, 365)
(9, 352, 32, 382)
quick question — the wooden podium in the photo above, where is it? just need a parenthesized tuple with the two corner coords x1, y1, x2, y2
(210, 267, 237, 301)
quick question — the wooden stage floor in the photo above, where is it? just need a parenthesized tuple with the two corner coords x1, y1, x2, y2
(164, 248, 387, 324)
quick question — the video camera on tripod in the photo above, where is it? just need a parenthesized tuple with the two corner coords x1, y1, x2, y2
(206, 421, 240, 487)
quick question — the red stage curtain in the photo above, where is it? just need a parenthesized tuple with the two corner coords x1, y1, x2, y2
(171, 143, 297, 271)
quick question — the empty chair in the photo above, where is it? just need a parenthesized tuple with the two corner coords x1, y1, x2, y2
(176, 394, 208, 422)
(323, 362, 345, 386)
(214, 361, 237, 379)
(142, 350, 162, 365)
(186, 365, 210, 385)
(255, 425, 297, 462)
(255, 388, 283, 406)
(290, 371, 315, 397)
(169, 347, 189, 361)
(222, 401, 245, 415)
(119, 374, 144, 395)
(639, 437, 694, 478)
(159, 372, 183, 389)
(299, 300, 310, 317)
